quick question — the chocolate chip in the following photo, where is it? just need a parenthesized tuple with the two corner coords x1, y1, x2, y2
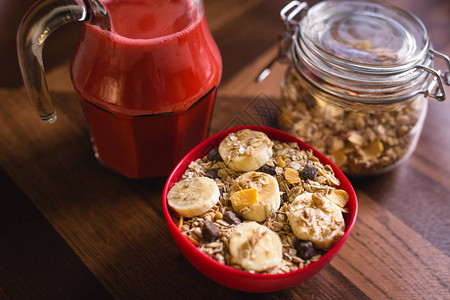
(295, 240, 315, 260)
(207, 148, 222, 161)
(223, 210, 241, 225)
(258, 164, 276, 176)
(204, 168, 219, 179)
(202, 220, 220, 242)
(300, 164, 319, 180)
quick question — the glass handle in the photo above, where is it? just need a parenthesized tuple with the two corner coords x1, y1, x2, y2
(416, 65, 446, 101)
(430, 49, 450, 86)
(17, 0, 109, 124)
(415, 49, 450, 101)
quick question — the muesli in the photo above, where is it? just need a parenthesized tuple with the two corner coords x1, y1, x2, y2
(167, 129, 349, 274)
(279, 67, 425, 176)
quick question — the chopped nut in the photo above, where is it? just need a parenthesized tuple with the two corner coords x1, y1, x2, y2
(312, 193, 326, 207)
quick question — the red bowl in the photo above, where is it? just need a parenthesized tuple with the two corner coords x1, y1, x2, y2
(162, 125, 358, 293)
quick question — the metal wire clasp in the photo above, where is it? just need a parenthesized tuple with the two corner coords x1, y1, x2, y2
(256, 1, 308, 82)
(417, 49, 450, 101)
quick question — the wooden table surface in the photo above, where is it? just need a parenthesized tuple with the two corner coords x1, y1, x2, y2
(1, 0, 449, 299)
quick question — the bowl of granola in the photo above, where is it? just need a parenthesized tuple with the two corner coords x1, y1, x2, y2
(162, 125, 358, 292)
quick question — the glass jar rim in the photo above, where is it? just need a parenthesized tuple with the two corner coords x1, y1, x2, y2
(300, 0, 430, 73)
(282, 0, 449, 103)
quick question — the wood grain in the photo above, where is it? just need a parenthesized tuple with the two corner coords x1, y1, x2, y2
(1, 0, 449, 299)
(0, 168, 112, 300)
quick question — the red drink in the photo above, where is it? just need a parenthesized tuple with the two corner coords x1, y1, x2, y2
(70, 0, 222, 178)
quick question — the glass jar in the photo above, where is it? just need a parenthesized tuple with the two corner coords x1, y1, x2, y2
(274, 0, 450, 176)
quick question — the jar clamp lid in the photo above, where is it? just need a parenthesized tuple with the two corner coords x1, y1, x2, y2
(258, 0, 450, 104)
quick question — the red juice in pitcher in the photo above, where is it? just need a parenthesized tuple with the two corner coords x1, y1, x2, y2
(70, 0, 222, 178)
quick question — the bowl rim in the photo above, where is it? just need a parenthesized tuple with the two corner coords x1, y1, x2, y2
(162, 125, 358, 279)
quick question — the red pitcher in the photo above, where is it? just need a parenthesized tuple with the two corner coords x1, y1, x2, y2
(17, 0, 222, 178)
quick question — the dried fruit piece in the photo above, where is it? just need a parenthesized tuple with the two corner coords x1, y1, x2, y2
(294, 240, 315, 260)
(279, 113, 293, 129)
(223, 210, 241, 225)
(362, 139, 384, 159)
(300, 164, 318, 181)
(202, 220, 220, 242)
(230, 188, 259, 210)
(275, 156, 286, 168)
(326, 190, 349, 208)
(187, 234, 200, 246)
(347, 131, 364, 146)
(329, 138, 345, 152)
(331, 150, 347, 168)
(230, 172, 280, 222)
(284, 168, 300, 184)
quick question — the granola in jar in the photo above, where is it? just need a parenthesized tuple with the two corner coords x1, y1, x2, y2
(279, 67, 427, 176)
(270, 0, 449, 176)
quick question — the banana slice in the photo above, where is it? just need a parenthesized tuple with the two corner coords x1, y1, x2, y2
(168, 177, 220, 217)
(219, 129, 273, 172)
(229, 172, 280, 222)
(229, 222, 282, 272)
(288, 192, 345, 250)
